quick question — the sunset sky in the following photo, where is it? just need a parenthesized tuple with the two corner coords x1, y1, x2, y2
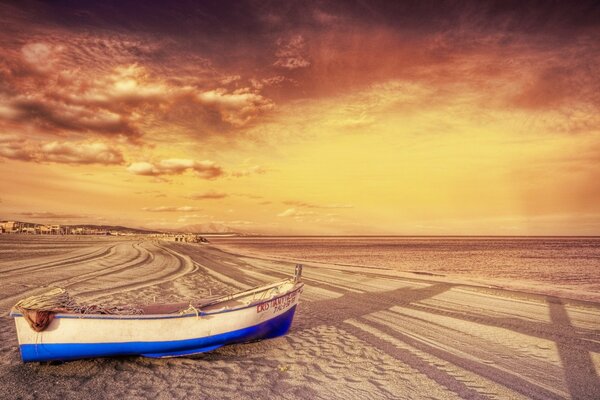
(0, 1, 599, 235)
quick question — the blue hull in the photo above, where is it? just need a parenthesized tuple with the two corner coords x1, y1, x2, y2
(20, 306, 297, 362)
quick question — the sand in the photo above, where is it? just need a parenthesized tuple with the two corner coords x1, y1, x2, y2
(0, 235, 599, 399)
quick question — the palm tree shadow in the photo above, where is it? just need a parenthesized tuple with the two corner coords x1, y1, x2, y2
(294, 282, 453, 330)
(293, 283, 600, 399)
(547, 296, 600, 399)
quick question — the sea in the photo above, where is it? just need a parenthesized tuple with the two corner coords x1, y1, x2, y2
(212, 236, 600, 301)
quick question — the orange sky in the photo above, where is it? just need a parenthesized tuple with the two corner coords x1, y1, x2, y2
(0, 1, 599, 235)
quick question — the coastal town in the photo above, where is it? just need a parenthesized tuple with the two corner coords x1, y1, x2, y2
(1, 221, 107, 235)
(0, 220, 209, 243)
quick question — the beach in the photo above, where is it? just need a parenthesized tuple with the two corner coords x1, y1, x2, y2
(0, 235, 599, 399)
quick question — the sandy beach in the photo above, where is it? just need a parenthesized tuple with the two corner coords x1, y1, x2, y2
(0, 235, 599, 399)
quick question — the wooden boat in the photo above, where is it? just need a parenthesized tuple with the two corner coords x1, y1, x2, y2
(10, 265, 304, 363)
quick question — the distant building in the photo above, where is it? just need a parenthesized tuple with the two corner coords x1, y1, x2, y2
(169, 234, 207, 243)
(1, 221, 20, 233)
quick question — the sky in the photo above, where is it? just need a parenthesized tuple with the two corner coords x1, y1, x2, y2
(0, 0, 599, 235)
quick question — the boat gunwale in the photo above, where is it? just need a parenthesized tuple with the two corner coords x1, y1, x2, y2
(9, 282, 304, 321)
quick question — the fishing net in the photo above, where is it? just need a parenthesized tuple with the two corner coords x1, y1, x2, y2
(14, 288, 144, 332)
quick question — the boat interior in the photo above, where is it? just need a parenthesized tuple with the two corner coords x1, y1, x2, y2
(140, 279, 299, 315)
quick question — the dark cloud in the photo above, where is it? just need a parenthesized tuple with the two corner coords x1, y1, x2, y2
(0, 0, 598, 143)
(511, 63, 600, 111)
(8, 1, 598, 39)
(0, 37, 275, 143)
(9, 97, 139, 138)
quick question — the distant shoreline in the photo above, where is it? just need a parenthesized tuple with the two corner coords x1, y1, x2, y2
(216, 235, 600, 238)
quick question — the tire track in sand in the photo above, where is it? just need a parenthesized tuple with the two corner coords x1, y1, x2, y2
(0, 241, 146, 309)
(73, 241, 198, 300)
(0, 243, 119, 277)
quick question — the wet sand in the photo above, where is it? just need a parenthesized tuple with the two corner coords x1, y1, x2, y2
(0, 235, 599, 399)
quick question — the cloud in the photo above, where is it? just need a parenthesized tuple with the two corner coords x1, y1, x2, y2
(18, 211, 86, 219)
(0, 133, 25, 144)
(2, 37, 277, 144)
(128, 158, 224, 179)
(509, 63, 599, 112)
(0, 63, 178, 142)
(56, 64, 189, 111)
(134, 189, 165, 196)
(127, 162, 157, 175)
(6, 96, 140, 139)
(40, 141, 124, 164)
(274, 35, 310, 70)
(21, 42, 63, 73)
(236, 193, 263, 199)
(155, 159, 223, 178)
(176, 213, 211, 223)
(277, 208, 296, 217)
(228, 220, 254, 225)
(188, 191, 228, 200)
(142, 206, 201, 212)
(231, 165, 267, 177)
(0, 135, 124, 165)
(276, 202, 354, 221)
(283, 200, 353, 209)
(220, 75, 241, 85)
(0, 135, 35, 161)
(195, 88, 274, 126)
(250, 76, 288, 90)
(277, 208, 316, 217)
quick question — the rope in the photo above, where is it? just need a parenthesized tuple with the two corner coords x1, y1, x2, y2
(14, 288, 74, 312)
(14, 288, 144, 332)
(179, 303, 200, 319)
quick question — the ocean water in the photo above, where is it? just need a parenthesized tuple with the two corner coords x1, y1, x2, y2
(213, 236, 600, 299)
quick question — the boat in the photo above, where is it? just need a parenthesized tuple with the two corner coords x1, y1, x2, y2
(10, 265, 304, 363)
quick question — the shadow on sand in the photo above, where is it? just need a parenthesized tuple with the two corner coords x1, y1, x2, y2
(181, 244, 600, 398)
(547, 296, 600, 400)
(295, 283, 600, 400)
